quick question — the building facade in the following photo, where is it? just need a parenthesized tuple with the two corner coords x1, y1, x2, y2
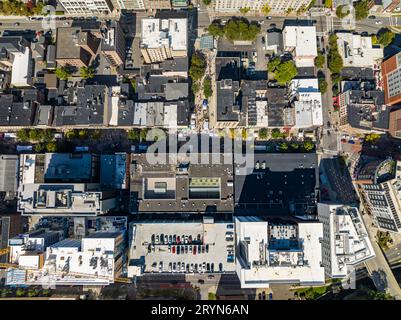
(213, 0, 313, 14)
(58, 0, 114, 14)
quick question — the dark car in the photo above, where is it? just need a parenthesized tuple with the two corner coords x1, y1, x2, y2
(177, 246, 180, 255)
(198, 279, 205, 284)
(368, 15, 376, 19)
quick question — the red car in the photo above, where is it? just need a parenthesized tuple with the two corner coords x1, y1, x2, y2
(172, 246, 176, 254)
(177, 236, 180, 244)
(193, 245, 197, 255)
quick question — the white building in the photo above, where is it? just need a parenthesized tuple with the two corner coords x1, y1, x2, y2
(113, 0, 145, 10)
(10, 47, 32, 88)
(234, 216, 325, 289)
(283, 26, 317, 68)
(318, 203, 375, 278)
(58, 0, 113, 14)
(214, 0, 313, 14)
(140, 18, 187, 64)
(336, 33, 383, 68)
(17, 154, 116, 216)
(291, 78, 323, 128)
(6, 232, 124, 286)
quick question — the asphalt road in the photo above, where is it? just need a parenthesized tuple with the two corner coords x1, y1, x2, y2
(385, 243, 401, 264)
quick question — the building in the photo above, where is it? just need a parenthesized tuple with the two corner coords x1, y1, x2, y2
(382, 51, 401, 105)
(58, 0, 113, 14)
(56, 27, 100, 68)
(318, 203, 375, 278)
(213, 0, 313, 14)
(234, 153, 319, 216)
(266, 87, 294, 127)
(17, 153, 117, 216)
(241, 80, 269, 128)
(100, 21, 125, 67)
(8, 229, 64, 267)
(283, 26, 317, 68)
(128, 217, 236, 277)
(112, 0, 145, 9)
(130, 153, 234, 213)
(234, 216, 325, 289)
(359, 160, 401, 233)
(389, 107, 401, 139)
(265, 28, 283, 54)
(338, 87, 388, 134)
(100, 153, 129, 190)
(0, 214, 25, 263)
(216, 79, 241, 128)
(6, 231, 125, 286)
(0, 36, 33, 88)
(336, 32, 383, 68)
(140, 18, 187, 64)
(0, 155, 19, 194)
(291, 78, 323, 128)
(144, 0, 172, 9)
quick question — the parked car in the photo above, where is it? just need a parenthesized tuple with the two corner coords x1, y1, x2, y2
(193, 245, 197, 255)
(172, 246, 176, 254)
(206, 244, 209, 253)
(219, 263, 223, 272)
(159, 262, 163, 273)
(177, 246, 180, 255)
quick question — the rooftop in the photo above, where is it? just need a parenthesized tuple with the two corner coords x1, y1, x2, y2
(130, 153, 234, 213)
(234, 153, 319, 216)
(283, 26, 317, 67)
(235, 216, 325, 289)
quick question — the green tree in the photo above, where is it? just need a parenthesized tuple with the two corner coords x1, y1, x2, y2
(34, 143, 45, 153)
(16, 128, 29, 142)
(275, 61, 298, 84)
(128, 129, 140, 141)
(55, 66, 72, 80)
(365, 133, 380, 144)
(90, 129, 102, 140)
(267, 57, 281, 72)
(202, 0, 211, 5)
(354, 0, 369, 21)
(192, 81, 200, 94)
(331, 73, 342, 84)
(140, 128, 148, 142)
(189, 52, 206, 82)
(372, 34, 378, 45)
(336, 5, 350, 18)
(29, 128, 41, 141)
(279, 142, 289, 151)
(303, 141, 315, 152)
(261, 3, 271, 15)
(223, 18, 261, 42)
(80, 66, 95, 79)
(65, 130, 77, 139)
(314, 53, 325, 69)
(328, 35, 344, 74)
(207, 21, 224, 37)
(324, 0, 332, 7)
(15, 288, 25, 297)
(290, 143, 299, 150)
(377, 28, 395, 47)
(203, 77, 213, 99)
(319, 78, 328, 93)
(271, 128, 284, 139)
(239, 7, 250, 14)
(78, 130, 88, 139)
(46, 141, 57, 153)
(258, 128, 268, 140)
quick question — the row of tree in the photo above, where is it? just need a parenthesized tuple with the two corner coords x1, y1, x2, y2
(208, 18, 261, 42)
(0, 0, 45, 16)
(55, 66, 95, 80)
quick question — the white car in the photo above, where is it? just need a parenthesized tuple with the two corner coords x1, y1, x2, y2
(375, 20, 382, 24)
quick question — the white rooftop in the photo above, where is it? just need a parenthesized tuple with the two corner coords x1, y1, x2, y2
(141, 18, 187, 52)
(11, 47, 31, 87)
(336, 33, 383, 68)
(283, 26, 317, 67)
(318, 203, 375, 278)
(234, 216, 325, 289)
(291, 79, 323, 128)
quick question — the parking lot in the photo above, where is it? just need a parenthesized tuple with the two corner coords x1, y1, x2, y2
(130, 220, 236, 274)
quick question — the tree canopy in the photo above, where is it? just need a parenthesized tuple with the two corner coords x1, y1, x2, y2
(261, 3, 271, 15)
(336, 5, 350, 18)
(354, 0, 369, 21)
(0, 0, 45, 16)
(189, 52, 206, 82)
(202, 0, 211, 5)
(79, 66, 95, 79)
(377, 28, 395, 47)
(319, 78, 328, 94)
(223, 19, 261, 42)
(328, 35, 344, 74)
(203, 77, 212, 99)
(55, 66, 72, 80)
(207, 21, 224, 37)
(268, 59, 298, 84)
(314, 53, 325, 69)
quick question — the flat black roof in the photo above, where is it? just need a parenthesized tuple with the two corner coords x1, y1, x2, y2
(234, 153, 319, 216)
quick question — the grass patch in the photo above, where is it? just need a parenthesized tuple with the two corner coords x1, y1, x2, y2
(293, 286, 330, 300)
